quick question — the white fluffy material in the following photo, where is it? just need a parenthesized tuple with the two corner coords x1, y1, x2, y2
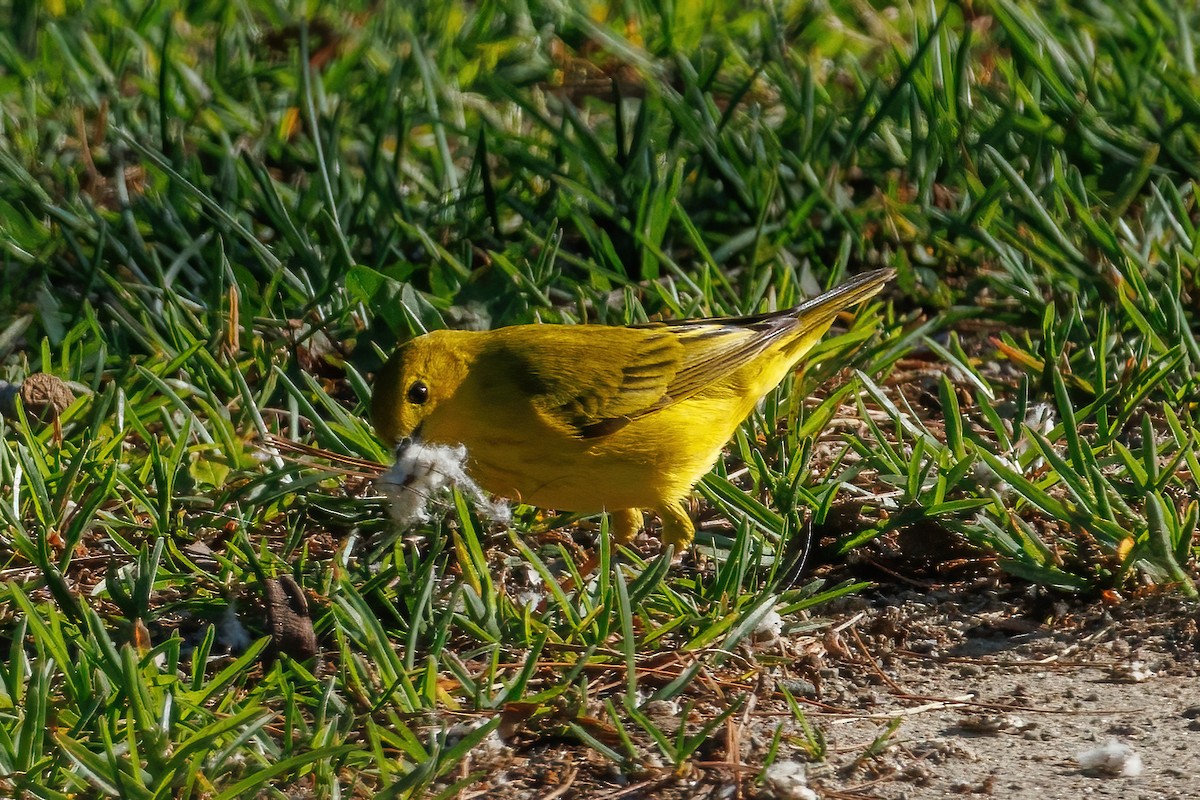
(378, 440, 510, 526)
(1076, 739, 1144, 777)
(762, 761, 817, 800)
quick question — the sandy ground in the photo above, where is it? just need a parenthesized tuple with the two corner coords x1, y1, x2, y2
(809, 607, 1200, 798)
(454, 584, 1200, 799)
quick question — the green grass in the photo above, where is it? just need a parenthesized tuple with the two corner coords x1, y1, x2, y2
(1, 0, 1199, 795)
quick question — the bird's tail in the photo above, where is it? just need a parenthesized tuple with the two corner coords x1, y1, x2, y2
(793, 269, 893, 324)
(778, 268, 893, 359)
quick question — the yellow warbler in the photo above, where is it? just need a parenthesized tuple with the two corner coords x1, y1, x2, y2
(372, 269, 891, 548)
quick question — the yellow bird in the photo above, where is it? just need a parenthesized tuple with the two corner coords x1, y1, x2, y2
(372, 269, 891, 549)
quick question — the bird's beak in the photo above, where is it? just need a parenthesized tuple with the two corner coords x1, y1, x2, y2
(392, 423, 425, 459)
(392, 436, 413, 459)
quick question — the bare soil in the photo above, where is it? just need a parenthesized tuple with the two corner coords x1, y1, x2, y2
(799, 588, 1200, 799)
(456, 583, 1200, 800)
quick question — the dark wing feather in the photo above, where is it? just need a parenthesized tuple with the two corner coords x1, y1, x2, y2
(485, 321, 783, 438)
(630, 269, 893, 406)
(484, 326, 685, 438)
(649, 319, 789, 403)
(485, 270, 892, 438)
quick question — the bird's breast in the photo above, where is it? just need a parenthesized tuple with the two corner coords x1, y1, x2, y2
(432, 390, 752, 513)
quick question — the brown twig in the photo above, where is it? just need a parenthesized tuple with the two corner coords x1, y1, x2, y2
(848, 624, 908, 695)
(261, 433, 384, 478)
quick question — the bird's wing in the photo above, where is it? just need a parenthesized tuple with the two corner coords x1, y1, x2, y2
(489, 269, 891, 439)
(644, 319, 789, 404)
(487, 326, 680, 438)
(641, 269, 895, 401)
(489, 322, 778, 438)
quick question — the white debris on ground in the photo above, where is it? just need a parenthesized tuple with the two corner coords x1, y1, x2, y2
(761, 760, 818, 800)
(446, 718, 509, 756)
(754, 607, 785, 642)
(1109, 659, 1154, 683)
(511, 565, 547, 610)
(377, 440, 510, 526)
(1075, 739, 1144, 777)
(971, 401, 1058, 493)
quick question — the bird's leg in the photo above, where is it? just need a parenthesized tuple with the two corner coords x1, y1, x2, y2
(612, 508, 645, 545)
(656, 499, 695, 550)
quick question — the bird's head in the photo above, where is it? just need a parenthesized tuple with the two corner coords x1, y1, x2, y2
(371, 330, 473, 453)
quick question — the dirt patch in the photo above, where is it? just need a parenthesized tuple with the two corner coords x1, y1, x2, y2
(803, 589, 1200, 798)
(452, 587, 1200, 799)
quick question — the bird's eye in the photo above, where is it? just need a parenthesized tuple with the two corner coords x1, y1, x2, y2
(407, 380, 429, 405)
